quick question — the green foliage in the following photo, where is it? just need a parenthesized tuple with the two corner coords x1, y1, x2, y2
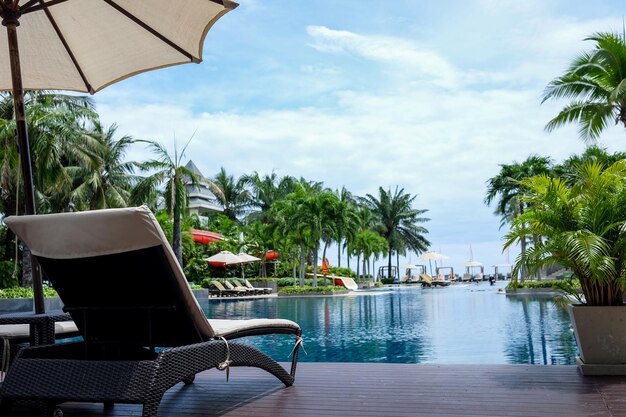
(506, 279, 580, 291)
(278, 285, 348, 295)
(380, 277, 395, 285)
(0, 287, 58, 298)
(184, 257, 210, 284)
(504, 160, 626, 305)
(542, 31, 626, 142)
(0, 260, 18, 289)
(316, 266, 355, 278)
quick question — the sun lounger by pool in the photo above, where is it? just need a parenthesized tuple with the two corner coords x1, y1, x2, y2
(244, 278, 272, 294)
(0, 206, 302, 417)
(332, 276, 358, 290)
(210, 280, 245, 297)
(224, 279, 255, 295)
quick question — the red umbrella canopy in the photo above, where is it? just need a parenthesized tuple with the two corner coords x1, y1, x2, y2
(191, 229, 224, 245)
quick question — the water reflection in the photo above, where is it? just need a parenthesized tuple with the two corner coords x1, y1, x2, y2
(504, 296, 577, 365)
(205, 283, 578, 364)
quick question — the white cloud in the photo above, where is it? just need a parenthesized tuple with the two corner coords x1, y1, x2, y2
(307, 25, 461, 89)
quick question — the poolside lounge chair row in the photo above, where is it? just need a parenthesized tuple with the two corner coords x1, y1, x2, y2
(210, 279, 272, 297)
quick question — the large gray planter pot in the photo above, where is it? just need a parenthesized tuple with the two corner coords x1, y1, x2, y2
(568, 304, 626, 375)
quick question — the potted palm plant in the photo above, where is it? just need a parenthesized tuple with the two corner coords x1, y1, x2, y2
(504, 160, 626, 375)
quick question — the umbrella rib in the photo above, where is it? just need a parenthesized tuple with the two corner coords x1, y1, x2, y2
(103, 0, 198, 63)
(40, 2, 94, 94)
(21, 0, 69, 14)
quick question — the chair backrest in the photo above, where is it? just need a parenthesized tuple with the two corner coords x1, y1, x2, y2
(231, 279, 244, 288)
(5, 206, 216, 347)
(211, 280, 226, 291)
(223, 280, 237, 290)
(243, 279, 255, 289)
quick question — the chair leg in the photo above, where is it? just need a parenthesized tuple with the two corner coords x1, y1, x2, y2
(142, 396, 162, 417)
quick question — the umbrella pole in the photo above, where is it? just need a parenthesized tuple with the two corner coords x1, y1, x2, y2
(3, 13, 45, 314)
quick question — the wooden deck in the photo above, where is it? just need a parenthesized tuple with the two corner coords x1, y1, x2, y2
(8, 363, 626, 416)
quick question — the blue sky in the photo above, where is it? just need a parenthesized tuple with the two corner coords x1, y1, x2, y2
(95, 0, 625, 275)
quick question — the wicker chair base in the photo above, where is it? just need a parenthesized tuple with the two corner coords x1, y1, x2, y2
(0, 340, 296, 417)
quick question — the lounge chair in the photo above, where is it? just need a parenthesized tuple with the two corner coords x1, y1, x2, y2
(0, 206, 302, 417)
(224, 279, 255, 295)
(210, 280, 245, 297)
(244, 278, 273, 294)
(231, 279, 262, 295)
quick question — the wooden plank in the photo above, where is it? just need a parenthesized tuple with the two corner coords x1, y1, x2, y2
(6, 363, 626, 416)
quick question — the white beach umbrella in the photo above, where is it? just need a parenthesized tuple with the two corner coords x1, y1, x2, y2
(204, 251, 245, 266)
(417, 251, 449, 275)
(0, 0, 237, 313)
(237, 253, 262, 263)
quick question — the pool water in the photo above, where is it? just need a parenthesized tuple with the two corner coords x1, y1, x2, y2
(205, 281, 578, 365)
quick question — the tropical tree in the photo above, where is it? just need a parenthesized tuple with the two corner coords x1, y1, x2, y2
(70, 122, 135, 210)
(361, 186, 430, 279)
(212, 167, 250, 222)
(244, 171, 296, 223)
(485, 155, 554, 280)
(349, 230, 388, 280)
(132, 138, 223, 265)
(555, 146, 626, 184)
(0, 92, 96, 288)
(485, 155, 554, 227)
(542, 31, 626, 142)
(333, 186, 359, 268)
(504, 160, 626, 305)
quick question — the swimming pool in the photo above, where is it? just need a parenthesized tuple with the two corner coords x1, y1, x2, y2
(205, 281, 578, 365)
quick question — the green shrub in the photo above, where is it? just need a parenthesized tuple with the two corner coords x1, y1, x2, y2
(184, 257, 210, 284)
(278, 285, 347, 295)
(0, 287, 58, 298)
(506, 279, 580, 291)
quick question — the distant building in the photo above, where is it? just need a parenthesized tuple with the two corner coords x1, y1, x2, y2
(185, 160, 223, 216)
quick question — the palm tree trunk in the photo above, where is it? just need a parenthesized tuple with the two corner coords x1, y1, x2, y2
(312, 244, 319, 288)
(299, 245, 306, 287)
(172, 192, 183, 266)
(387, 250, 393, 279)
(356, 255, 360, 280)
(362, 254, 367, 281)
(337, 240, 341, 267)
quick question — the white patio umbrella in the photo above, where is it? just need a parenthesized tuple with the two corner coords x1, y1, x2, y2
(236, 252, 261, 264)
(204, 251, 244, 266)
(0, 0, 238, 313)
(417, 251, 449, 275)
(235, 252, 261, 279)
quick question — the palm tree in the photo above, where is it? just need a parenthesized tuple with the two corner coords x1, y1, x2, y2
(542, 31, 626, 142)
(132, 138, 224, 265)
(70, 122, 135, 210)
(485, 155, 553, 280)
(333, 187, 359, 268)
(555, 146, 626, 184)
(212, 167, 250, 221)
(0, 92, 96, 288)
(361, 186, 430, 280)
(0, 91, 97, 215)
(243, 171, 296, 223)
(349, 230, 388, 280)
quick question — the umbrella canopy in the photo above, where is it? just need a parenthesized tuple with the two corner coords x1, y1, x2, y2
(417, 251, 449, 275)
(204, 251, 244, 267)
(417, 251, 449, 261)
(237, 252, 261, 263)
(0, 0, 237, 313)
